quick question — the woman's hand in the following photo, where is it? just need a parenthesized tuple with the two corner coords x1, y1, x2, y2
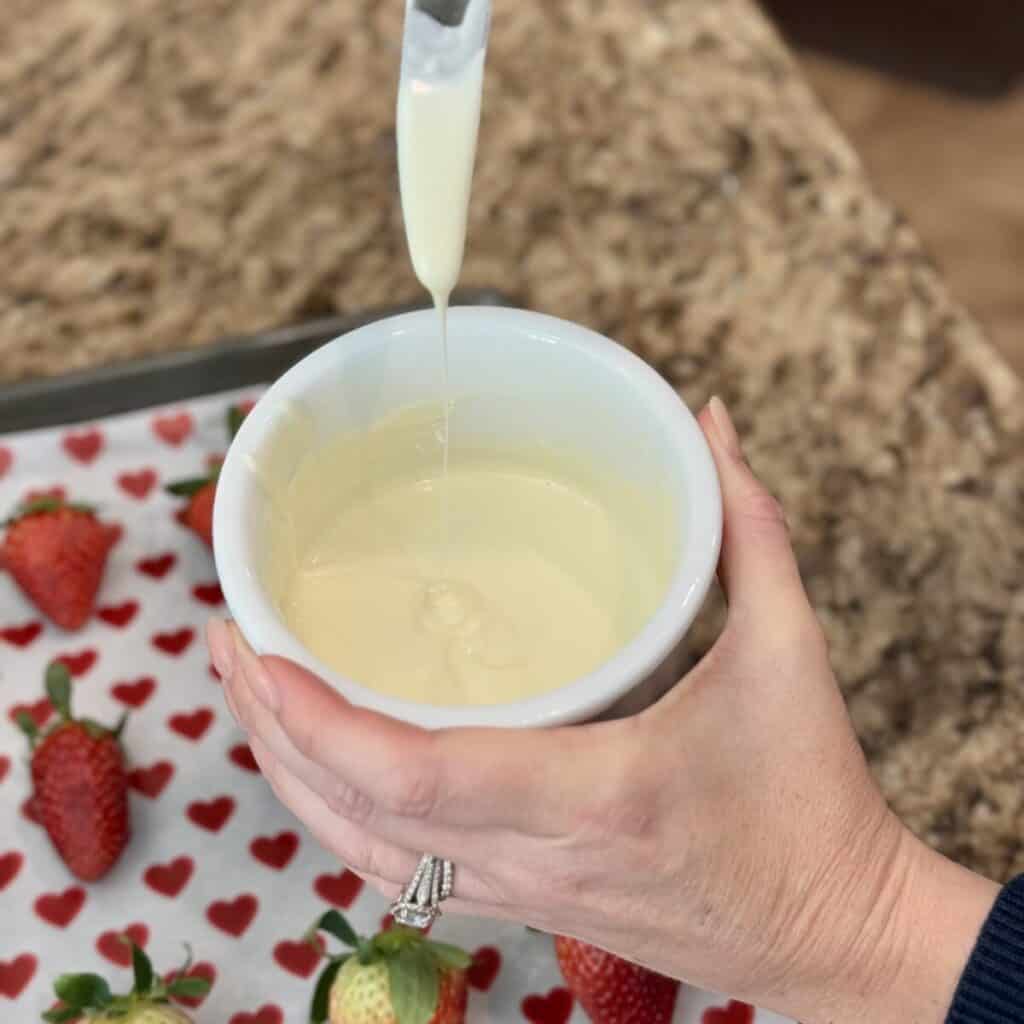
(209, 397, 997, 1024)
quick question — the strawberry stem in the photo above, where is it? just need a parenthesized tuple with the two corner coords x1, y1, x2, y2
(45, 662, 73, 722)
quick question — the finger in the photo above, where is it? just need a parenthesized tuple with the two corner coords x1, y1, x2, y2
(698, 397, 812, 630)
(249, 645, 626, 837)
(248, 736, 513, 916)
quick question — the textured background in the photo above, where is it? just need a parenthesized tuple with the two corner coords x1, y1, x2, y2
(0, 0, 1022, 879)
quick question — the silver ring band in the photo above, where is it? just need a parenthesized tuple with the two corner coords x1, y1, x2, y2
(389, 853, 454, 929)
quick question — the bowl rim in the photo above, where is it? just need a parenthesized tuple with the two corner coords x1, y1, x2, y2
(214, 306, 722, 729)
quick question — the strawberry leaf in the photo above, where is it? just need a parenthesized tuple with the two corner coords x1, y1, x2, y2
(131, 942, 154, 997)
(315, 909, 360, 950)
(165, 476, 213, 498)
(45, 662, 73, 721)
(387, 946, 439, 1024)
(42, 1007, 82, 1023)
(310, 956, 348, 1023)
(53, 972, 113, 1011)
(166, 976, 212, 999)
(227, 404, 248, 440)
(14, 711, 38, 742)
(424, 940, 472, 970)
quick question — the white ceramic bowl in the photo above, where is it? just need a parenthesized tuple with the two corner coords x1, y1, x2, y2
(214, 307, 721, 729)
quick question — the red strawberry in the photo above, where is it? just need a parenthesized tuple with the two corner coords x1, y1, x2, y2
(41, 940, 210, 1023)
(554, 935, 680, 1024)
(309, 910, 470, 1024)
(15, 662, 130, 882)
(165, 404, 248, 549)
(1, 497, 118, 630)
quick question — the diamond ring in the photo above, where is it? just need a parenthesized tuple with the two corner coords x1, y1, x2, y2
(389, 853, 455, 929)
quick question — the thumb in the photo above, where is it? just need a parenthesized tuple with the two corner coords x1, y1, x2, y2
(699, 397, 812, 631)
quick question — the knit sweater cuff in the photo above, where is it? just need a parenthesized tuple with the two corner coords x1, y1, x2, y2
(947, 874, 1024, 1023)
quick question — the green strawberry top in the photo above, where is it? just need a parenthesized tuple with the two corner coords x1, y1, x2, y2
(42, 941, 210, 1022)
(309, 910, 472, 1024)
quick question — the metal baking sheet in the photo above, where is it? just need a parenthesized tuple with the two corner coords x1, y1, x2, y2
(0, 288, 512, 433)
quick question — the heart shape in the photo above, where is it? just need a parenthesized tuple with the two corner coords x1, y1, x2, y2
(25, 485, 65, 504)
(192, 582, 224, 606)
(117, 468, 158, 499)
(153, 627, 195, 657)
(703, 1001, 755, 1024)
(169, 706, 214, 740)
(55, 648, 98, 677)
(136, 552, 177, 578)
(468, 946, 502, 991)
(207, 893, 258, 937)
(0, 953, 37, 999)
(111, 677, 156, 708)
(9, 698, 52, 728)
(0, 446, 12, 478)
(521, 987, 574, 1024)
(62, 428, 104, 464)
(251, 831, 299, 870)
(97, 601, 139, 628)
(1, 621, 43, 647)
(34, 886, 86, 927)
(0, 851, 23, 891)
(229, 744, 260, 773)
(273, 937, 324, 978)
(164, 961, 217, 1008)
(152, 411, 194, 446)
(128, 761, 175, 799)
(96, 924, 149, 966)
(187, 795, 235, 832)
(314, 869, 364, 908)
(144, 856, 194, 898)
(0, 756, 9, 784)
(229, 1006, 283, 1024)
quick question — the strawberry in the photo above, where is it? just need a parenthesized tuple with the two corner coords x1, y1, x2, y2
(1, 497, 118, 630)
(554, 935, 680, 1024)
(16, 662, 130, 882)
(42, 940, 209, 1022)
(165, 404, 249, 549)
(309, 910, 470, 1024)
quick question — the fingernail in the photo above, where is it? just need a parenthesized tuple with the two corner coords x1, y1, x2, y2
(709, 395, 743, 460)
(235, 633, 281, 713)
(207, 619, 235, 681)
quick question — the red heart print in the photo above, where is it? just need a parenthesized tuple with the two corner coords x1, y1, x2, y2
(128, 761, 175, 799)
(468, 946, 502, 991)
(314, 869, 363, 908)
(153, 411, 193, 446)
(187, 795, 235, 832)
(97, 601, 139, 628)
(0, 851, 23, 891)
(137, 552, 177, 578)
(97, 924, 149, 966)
(9, 698, 52, 728)
(25, 485, 65, 504)
(273, 936, 324, 978)
(229, 1006, 283, 1024)
(192, 582, 224, 606)
(703, 1001, 755, 1024)
(164, 961, 217, 1008)
(117, 468, 158, 499)
(0, 953, 37, 999)
(251, 831, 299, 870)
(34, 886, 86, 927)
(521, 987, 574, 1024)
(169, 706, 214, 740)
(21, 795, 41, 824)
(229, 743, 260, 773)
(0, 756, 9, 784)
(0, 446, 11, 479)
(144, 856, 194, 898)
(153, 627, 195, 656)
(206, 894, 258, 937)
(1, 621, 43, 647)
(237, 397, 258, 416)
(111, 677, 156, 708)
(56, 648, 98, 677)
(62, 428, 104, 464)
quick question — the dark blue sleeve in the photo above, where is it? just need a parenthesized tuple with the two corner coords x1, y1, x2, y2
(947, 874, 1024, 1023)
